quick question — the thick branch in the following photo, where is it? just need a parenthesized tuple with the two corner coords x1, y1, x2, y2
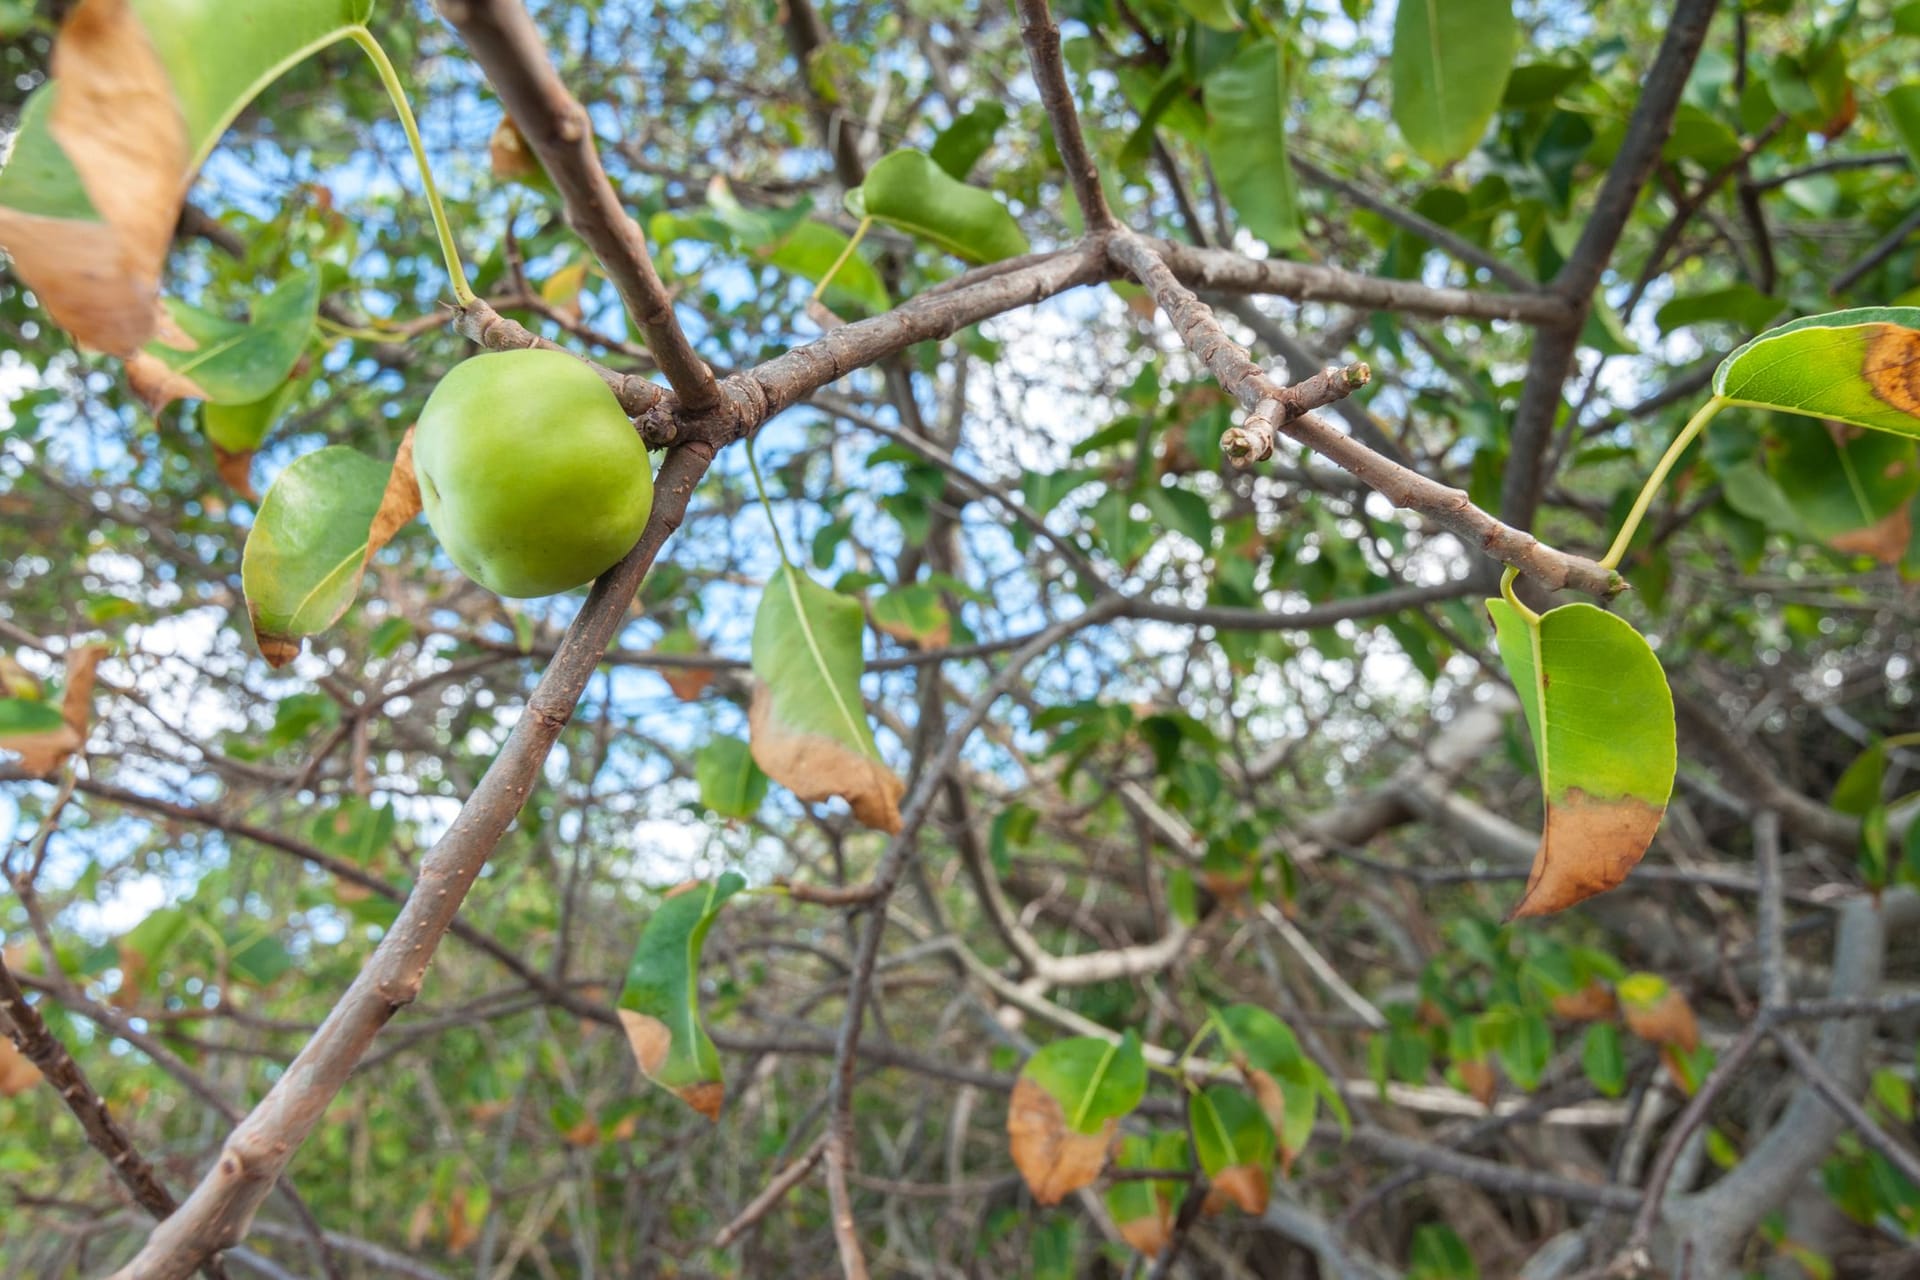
(110, 443, 717, 1280)
(437, 0, 721, 411)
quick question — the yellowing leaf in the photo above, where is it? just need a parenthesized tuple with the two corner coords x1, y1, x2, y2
(1485, 600, 1676, 918)
(749, 565, 904, 833)
(1619, 973, 1699, 1051)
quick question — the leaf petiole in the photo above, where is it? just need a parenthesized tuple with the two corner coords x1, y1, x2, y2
(808, 216, 873, 313)
(1599, 395, 1727, 571)
(349, 27, 478, 308)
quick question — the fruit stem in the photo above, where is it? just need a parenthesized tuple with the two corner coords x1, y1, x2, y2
(1599, 395, 1726, 571)
(808, 216, 872, 313)
(350, 27, 478, 308)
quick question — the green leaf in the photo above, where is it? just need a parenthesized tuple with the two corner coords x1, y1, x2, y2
(1655, 285, 1784, 336)
(869, 584, 952, 648)
(1008, 1033, 1147, 1204)
(1484, 600, 1676, 917)
(763, 221, 891, 318)
(1022, 1033, 1148, 1135)
(241, 443, 417, 668)
(202, 368, 308, 455)
(1581, 1021, 1627, 1098)
(136, 270, 319, 409)
(617, 872, 748, 1119)
(1204, 41, 1300, 249)
(695, 736, 769, 820)
(1145, 484, 1214, 549)
(1190, 1085, 1275, 1213)
(223, 923, 291, 986)
(856, 149, 1029, 264)
(930, 101, 1008, 179)
(0, 0, 371, 354)
(1886, 84, 1920, 173)
(749, 564, 905, 833)
(1389, 0, 1517, 166)
(1178, 0, 1242, 31)
(1410, 1223, 1479, 1280)
(1767, 419, 1920, 563)
(1714, 308, 1920, 440)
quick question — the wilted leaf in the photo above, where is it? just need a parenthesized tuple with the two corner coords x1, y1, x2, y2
(617, 872, 746, 1120)
(749, 564, 905, 833)
(1485, 600, 1676, 918)
(1767, 420, 1920, 564)
(1007, 1033, 1146, 1205)
(1456, 1057, 1498, 1107)
(1549, 980, 1617, 1022)
(0, 644, 106, 777)
(489, 114, 550, 188)
(653, 628, 714, 701)
(1715, 308, 1920, 440)
(241, 433, 420, 667)
(541, 261, 589, 324)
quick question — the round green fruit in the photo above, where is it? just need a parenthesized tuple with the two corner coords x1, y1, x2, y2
(414, 349, 654, 598)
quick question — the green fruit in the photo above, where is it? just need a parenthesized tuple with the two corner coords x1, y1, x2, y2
(414, 349, 654, 598)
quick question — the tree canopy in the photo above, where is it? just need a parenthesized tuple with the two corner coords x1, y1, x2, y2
(1, 0, 1918, 1277)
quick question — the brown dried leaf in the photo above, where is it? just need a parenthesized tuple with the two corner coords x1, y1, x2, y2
(1006, 1075, 1115, 1206)
(30, 0, 187, 354)
(124, 350, 208, 415)
(1117, 1213, 1175, 1259)
(1507, 790, 1665, 920)
(1827, 503, 1912, 564)
(677, 1081, 725, 1122)
(1623, 989, 1699, 1052)
(489, 115, 541, 183)
(214, 448, 258, 501)
(0, 1036, 42, 1097)
(662, 667, 716, 701)
(0, 643, 107, 777)
(618, 1008, 671, 1078)
(1457, 1057, 1498, 1108)
(748, 683, 905, 834)
(1203, 1164, 1270, 1216)
(1549, 981, 1618, 1023)
(365, 428, 423, 566)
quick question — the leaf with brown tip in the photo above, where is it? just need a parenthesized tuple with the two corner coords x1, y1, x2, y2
(749, 564, 904, 833)
(1485, 600, 1676, 918)
(0, 644, 107, 778)
(616, 873, 746, 1120)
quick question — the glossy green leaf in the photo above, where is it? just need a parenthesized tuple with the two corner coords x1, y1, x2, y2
(695, 735, 768, 820)
(855, 149, 1029, 264)
(1715, 308, 1920, 440)
(930, 101, 1008, 179)
(1389, 0, 1516, 166)
(1008, 1033, 1147, 1204)
(749, 564, 905, 832)
(1485, 600, 1676, 917)
(617, 873, 747, 1120)
(1581, 1021, 1627, 1098)
(0, 0, 371, 353)
(1190, 1085, 1274, 1213)
(137, 271, 319, 409)
(242, 442, 418, 668)
(1204, 42, 1300, 249)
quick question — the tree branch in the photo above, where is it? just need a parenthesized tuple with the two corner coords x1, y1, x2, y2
(1015, 0, 1114, 230)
